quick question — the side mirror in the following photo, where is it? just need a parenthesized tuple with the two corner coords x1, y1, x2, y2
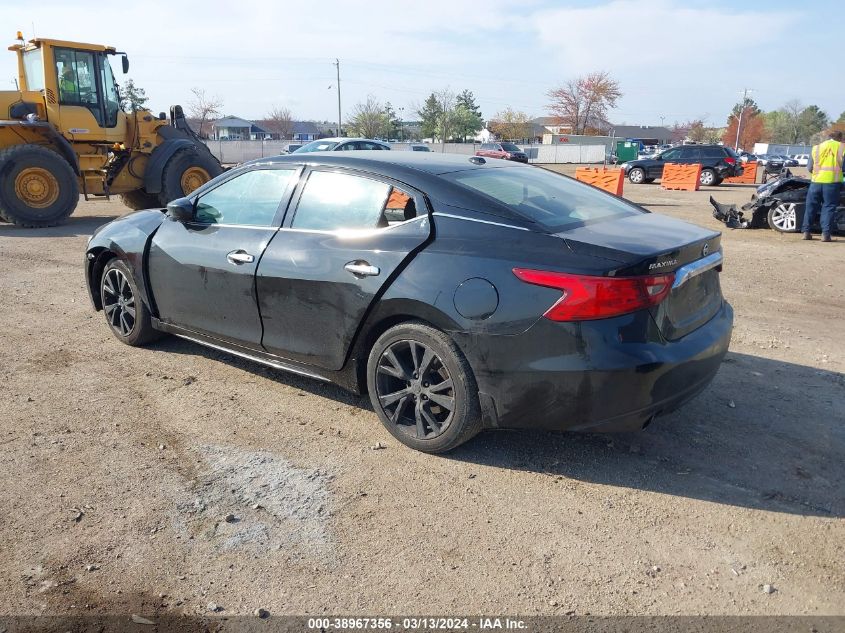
(121, 55, 129, 74)
(166, 197, 194, 222)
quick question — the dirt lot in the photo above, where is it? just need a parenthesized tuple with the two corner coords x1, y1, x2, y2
(0, 167, 843, 621)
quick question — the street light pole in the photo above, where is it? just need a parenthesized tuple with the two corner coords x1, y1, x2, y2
(735, 88, 752, 151)
(334, 59, 342, 136)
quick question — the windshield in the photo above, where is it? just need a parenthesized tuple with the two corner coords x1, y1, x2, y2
(293, 140, 339, 153)
(501, 143, 522, 152)
(444, 166, 641, 232)
(22, 48, 44, 91)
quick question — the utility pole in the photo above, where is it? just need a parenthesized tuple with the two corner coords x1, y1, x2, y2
(735, 88, 753, 151)
(333, 59, 342, 137)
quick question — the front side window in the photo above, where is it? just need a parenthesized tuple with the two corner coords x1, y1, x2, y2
(195, 168, 296, 226)
(22, 49, 44, 91)
(444, 166, 640, 232)
(679, 147, 702, 160)
(99, 55, 120, 126)
(292, 171, 395, 231)
(661, 148, 681, 160)
(55, 48, 98, 108)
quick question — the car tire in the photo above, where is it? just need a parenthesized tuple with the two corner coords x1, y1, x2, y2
(628, 168, 646, 184)
(0, 144, 79, 227)
(158, 148, 222, 206)
(767, 202, 803, 233)
(120, 189, 162, 210)
(699, 168, 717, 186)
(100, 259, 163, 346)
(366, 322, 482, 453)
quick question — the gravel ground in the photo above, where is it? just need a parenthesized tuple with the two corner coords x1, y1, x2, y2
(0, 167, 843, 620)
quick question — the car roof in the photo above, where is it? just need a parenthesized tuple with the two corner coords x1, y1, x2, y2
(244, 150, 519, 175)
(305, 137, 388, 144)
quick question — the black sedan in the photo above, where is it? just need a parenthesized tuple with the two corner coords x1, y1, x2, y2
(85, 152, 733, 453)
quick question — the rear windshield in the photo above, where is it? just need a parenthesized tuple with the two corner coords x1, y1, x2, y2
(444, 166, 641, 231)
(293, 140, 339, 153)
(501, 143, 522, 152)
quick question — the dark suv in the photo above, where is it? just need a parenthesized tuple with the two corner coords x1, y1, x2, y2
(622, 144, 742, 186)
(476, 142, 529, 163)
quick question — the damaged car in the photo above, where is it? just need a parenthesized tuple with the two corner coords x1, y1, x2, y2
(711, 174, 845, 233)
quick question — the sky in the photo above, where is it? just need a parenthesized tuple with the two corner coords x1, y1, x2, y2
(2, 0, 843, 129)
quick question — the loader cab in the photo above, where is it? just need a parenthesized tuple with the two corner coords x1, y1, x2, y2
(54, 47, 121, 128)
(15, 38, 129, 143)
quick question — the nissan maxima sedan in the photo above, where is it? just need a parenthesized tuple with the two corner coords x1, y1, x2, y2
(85, 152, 732, 453)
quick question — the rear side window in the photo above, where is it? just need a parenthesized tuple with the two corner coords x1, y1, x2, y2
(444, 167, 640, 232)
(700, 147, 726, 158)
(292, 171, 390, 231)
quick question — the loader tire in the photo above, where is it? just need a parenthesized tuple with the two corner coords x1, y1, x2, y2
(158, 148, 221, 206)
(0, 144, 79, 228)
(119, 189, 162, 211)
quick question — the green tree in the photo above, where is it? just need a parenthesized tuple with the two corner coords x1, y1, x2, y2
(797, 105, 828, 142)
(418, 93, 442, 140)
(455, 90, 484, 141)
(119, 78, 149, 112)
(383, 102, 403, 139)
(728, 97, 761, 124)
(488, 108, 532, 140)
(837, 111, 845, 124)
(348, 95, 389, 138)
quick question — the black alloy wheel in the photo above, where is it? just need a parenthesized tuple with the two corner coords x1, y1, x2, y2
(99, 259, 162, 346)
(367, 322, 482, 453)
(103, 267, 136, 337)
(376, 339, 455, 440)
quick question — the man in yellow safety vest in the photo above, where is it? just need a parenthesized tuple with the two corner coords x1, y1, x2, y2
(803, 130, 844, 242)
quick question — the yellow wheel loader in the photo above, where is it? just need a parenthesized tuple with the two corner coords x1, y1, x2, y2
(0, 33, 222, 227)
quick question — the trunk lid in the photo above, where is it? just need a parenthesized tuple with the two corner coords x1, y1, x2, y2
(559, 213, 724, 340)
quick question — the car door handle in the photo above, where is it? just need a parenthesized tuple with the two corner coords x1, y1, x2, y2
(344, 261, 380, 277)
(226, 250, 255, 265)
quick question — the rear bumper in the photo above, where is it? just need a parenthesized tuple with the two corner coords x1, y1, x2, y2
(456, 301, 733, 432)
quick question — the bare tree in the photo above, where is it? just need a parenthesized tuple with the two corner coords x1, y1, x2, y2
(265, 106, 295, 140)
(187, 87, 223, 139)
(547, 71, 622, 135)
(487, 108, 533, 141)
(433, 88, 457, 144)
(348, 95, 389, 139)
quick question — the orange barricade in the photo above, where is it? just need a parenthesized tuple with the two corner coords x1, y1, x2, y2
(661, 163, 701, 191)
(724, 161, 758, 184)
(574, 167, 624, 196)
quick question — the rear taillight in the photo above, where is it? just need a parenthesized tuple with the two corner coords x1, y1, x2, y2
(724, 157, 736, 165)
(513, 268, 674, 321)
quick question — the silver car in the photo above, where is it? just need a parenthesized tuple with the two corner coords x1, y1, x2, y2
(292, 137, 391, 153)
